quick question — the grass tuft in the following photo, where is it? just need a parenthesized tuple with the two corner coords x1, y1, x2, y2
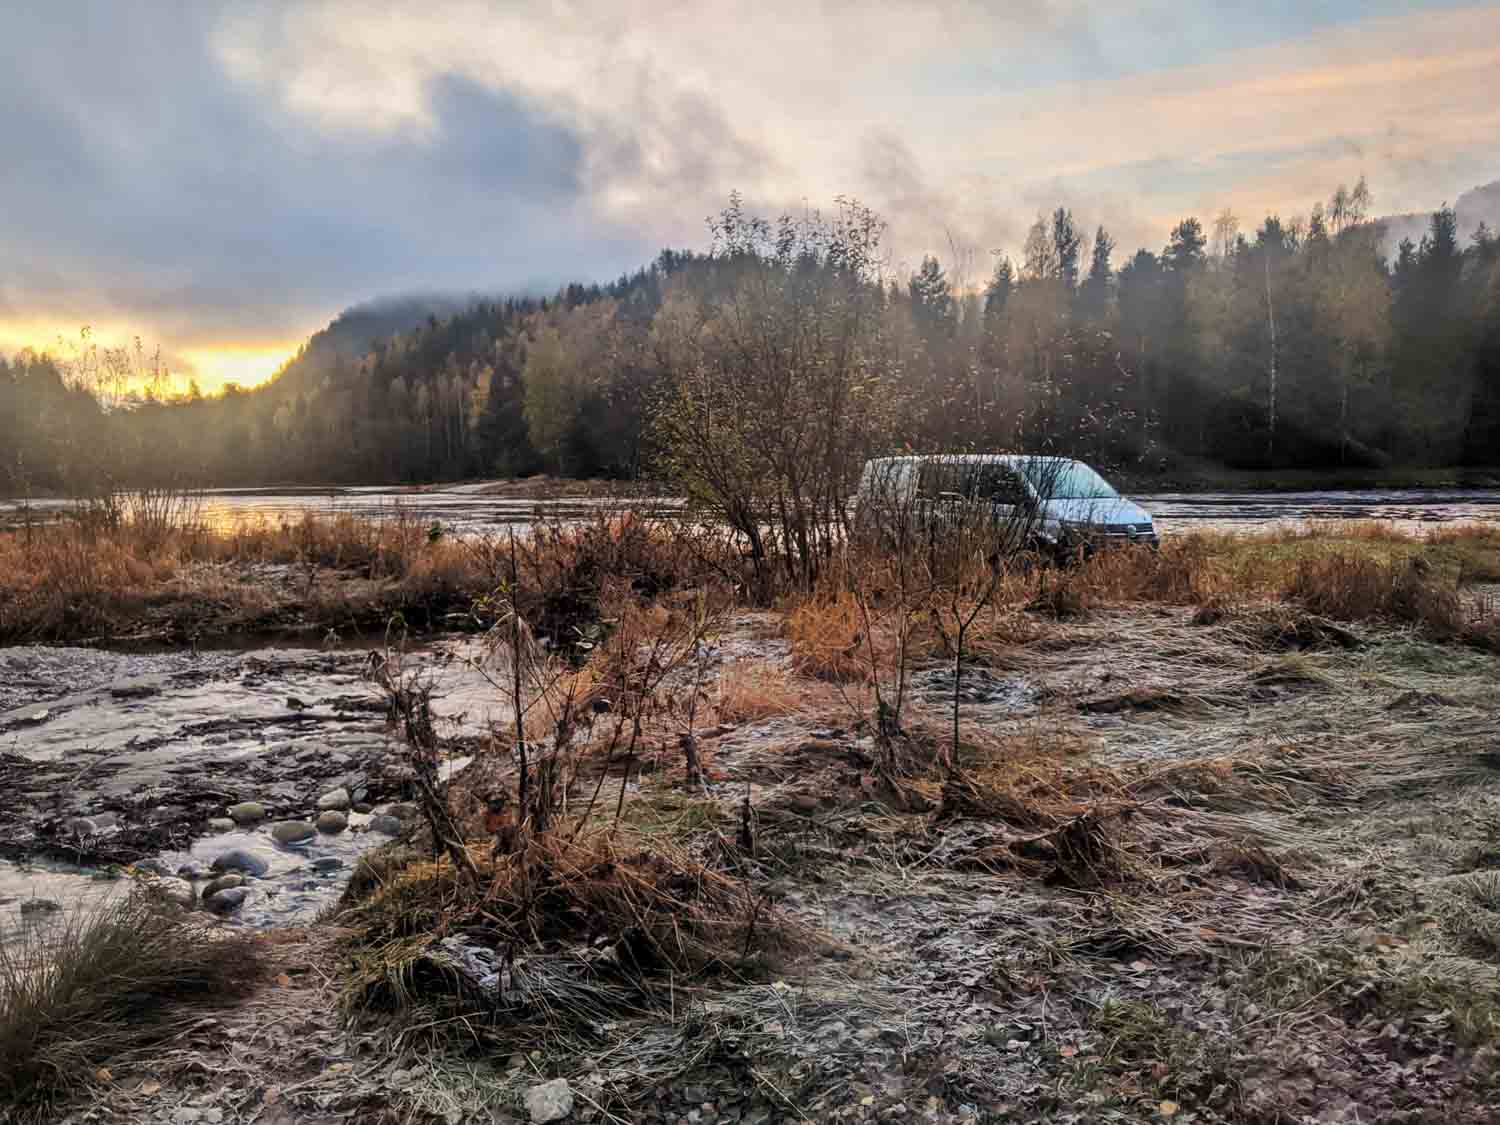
(0, 894, 259, 1117)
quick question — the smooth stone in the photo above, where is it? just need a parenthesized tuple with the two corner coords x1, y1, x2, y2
(207, 818, 236, 833)
(228, 802, 267, 824)
(210, 849, 270, 877)
(205, 887, 250, 914)
(177, 861, 208, 879)
(352, 803, 373, 815)
(316, 788, 350, 812)
(310, 856, 343, 873)
(271, 821, 317, 846)
(369, 815, 403, 836)
(63, 816, 97, 836)
(316, 810, 348, 834)
(201, 874, 244, 899)
(21, 898, 64, 915)
(524, 1079, 574, 1124)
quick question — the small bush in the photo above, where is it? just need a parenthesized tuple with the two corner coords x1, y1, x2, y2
(0, 894, 258, 1115)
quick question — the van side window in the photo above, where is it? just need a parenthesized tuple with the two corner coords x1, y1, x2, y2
(917, 462, 958, 498)
(970, 466, 1025, 506)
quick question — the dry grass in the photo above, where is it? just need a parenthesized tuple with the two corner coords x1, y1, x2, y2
(782, 590, 873, 682)
(337, 823, 812, 1059)
(714, 660, 809, 723)
(0, 507, 741, 645)
(0, 894, 259, 1118)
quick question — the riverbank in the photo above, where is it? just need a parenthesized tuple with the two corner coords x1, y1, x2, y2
(4, 518, 1500, 1123)
(3, 511, 1499, 649)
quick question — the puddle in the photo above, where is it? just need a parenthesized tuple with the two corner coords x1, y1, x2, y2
(910, 666, 1036, 712)
(0, 858, 127, 946)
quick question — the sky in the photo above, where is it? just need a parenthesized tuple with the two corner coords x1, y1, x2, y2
(2, 0, 1498, 392)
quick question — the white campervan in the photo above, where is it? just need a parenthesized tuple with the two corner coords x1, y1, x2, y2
(854, 454, 1159, 555)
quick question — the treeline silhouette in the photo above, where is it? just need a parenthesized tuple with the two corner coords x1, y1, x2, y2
(4, 181, 1499, 497)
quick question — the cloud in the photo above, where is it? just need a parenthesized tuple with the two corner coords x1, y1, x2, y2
(1, 0, 1497, 372)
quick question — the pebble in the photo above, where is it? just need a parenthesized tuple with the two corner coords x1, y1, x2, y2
(207, 817, 236, 833)
(271, 820, 317, 846)
(210, 849, 270, 877)
(310, 856, 344, 872)
(201, 874, 244, 899)
(205, 887, 250, 914)
(317, 787, 351, 812)
(369, 814, 404, 836)
(178, 861, 208, 879)
(352, 802, 374, 815)
(384, 802, 420, 821)
(316, 810, 349, 833)
(227, 801, 267, 824)
(524, 1078, 574, 1124)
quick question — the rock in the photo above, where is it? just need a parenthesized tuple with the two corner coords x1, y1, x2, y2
(369, 814, 404, 836)
(91, 811, 122, 829)
(384, 802, 420, 821)
(310, 856, 343, 873)
(205, 887, 250, 914)
(271, 821, 317, 846)
(524, 1078, 574, 1124)
(63, 816, 97, 836)
(110, 680, 160, 700)
(144, 877, 195, 907)
(177, 861, 208, 879)
(20, 899, 63, 915)
(201, 874, 244, 899)
(316, 788, 350, 812)
(210, 849, 270, 877)
(207, 817, 236, 833)
(228, 801, 267, 824)
(286, 696, 309, 711)
(352, 802, 373, 815)
(316, 810, 349, 834)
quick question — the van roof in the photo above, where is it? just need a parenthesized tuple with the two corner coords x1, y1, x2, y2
(863, 454, 1082, 466)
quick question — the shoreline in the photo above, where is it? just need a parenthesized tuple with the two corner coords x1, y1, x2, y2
(6, 466, 1500, 505)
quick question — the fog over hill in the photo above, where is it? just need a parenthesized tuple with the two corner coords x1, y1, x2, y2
(1381, 179, 1500, 255)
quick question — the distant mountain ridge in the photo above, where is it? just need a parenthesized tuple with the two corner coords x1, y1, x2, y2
(267, 293, 476, 396)
(1380, 179, 1500, 253)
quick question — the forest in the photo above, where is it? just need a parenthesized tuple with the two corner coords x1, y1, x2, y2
(4, 178, 1500, 497)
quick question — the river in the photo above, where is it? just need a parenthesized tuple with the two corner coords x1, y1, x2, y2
(3, 481, 1499, 536)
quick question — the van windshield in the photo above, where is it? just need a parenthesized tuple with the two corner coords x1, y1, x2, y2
(1022, 460, 1119, 500)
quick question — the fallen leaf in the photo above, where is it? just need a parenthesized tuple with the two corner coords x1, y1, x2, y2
(263, 1087, 281, 1105)
(275, 973, 293, 987)
(139, 1080, 162, 1096)
(1060, 1045, 1078, 1058)
(95, 1068, 112, 1083)
(1159, 1101, 1180, 1117)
